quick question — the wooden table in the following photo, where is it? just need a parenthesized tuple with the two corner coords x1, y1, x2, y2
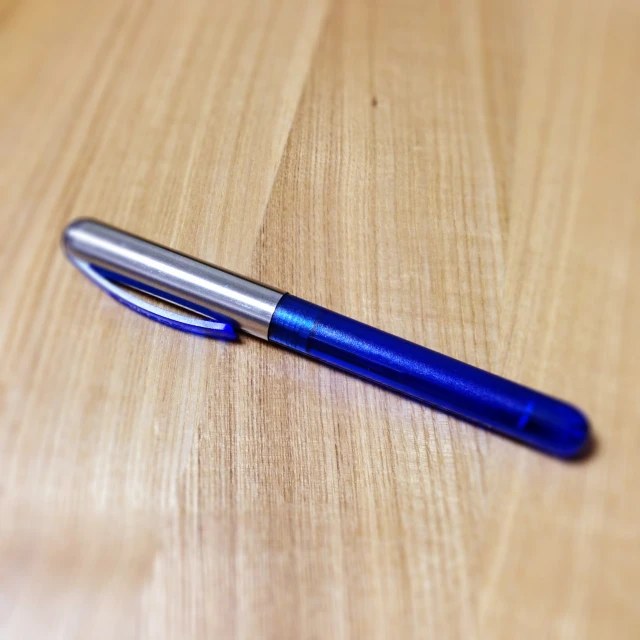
(1, 0, 639, 637)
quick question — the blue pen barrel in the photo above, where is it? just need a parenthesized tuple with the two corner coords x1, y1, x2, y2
(269, 295, 590, 458)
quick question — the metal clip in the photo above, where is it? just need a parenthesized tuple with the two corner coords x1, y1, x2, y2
(68, 254, 237, 340)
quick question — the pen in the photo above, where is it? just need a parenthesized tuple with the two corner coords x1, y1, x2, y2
(62, 219, 590, 458)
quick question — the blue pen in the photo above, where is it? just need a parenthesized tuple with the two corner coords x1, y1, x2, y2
(63, 219, 590, 458)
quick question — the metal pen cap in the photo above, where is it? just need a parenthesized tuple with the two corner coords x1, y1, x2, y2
(62, 219, 284, 339)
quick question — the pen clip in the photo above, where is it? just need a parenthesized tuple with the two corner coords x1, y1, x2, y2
(68, 255, 237, 340)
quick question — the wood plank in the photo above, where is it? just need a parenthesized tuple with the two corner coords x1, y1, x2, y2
(1, 0, 638, 637)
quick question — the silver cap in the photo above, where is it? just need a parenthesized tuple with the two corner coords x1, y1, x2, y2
(63, 219, 284, 340)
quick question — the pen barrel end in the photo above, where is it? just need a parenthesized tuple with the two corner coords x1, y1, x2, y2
(515, 399, 591, 459)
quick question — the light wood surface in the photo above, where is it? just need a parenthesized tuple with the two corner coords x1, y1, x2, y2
(1, 0, 639, 637)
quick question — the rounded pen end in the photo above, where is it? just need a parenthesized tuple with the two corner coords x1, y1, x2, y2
(526, 400, 592, 459)
(61, 218, 98, 257)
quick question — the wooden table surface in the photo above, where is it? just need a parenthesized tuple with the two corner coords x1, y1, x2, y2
(1, 0, 639, 637)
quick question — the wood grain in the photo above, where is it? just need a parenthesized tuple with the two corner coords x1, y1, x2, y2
(1, 0, 639, 638)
